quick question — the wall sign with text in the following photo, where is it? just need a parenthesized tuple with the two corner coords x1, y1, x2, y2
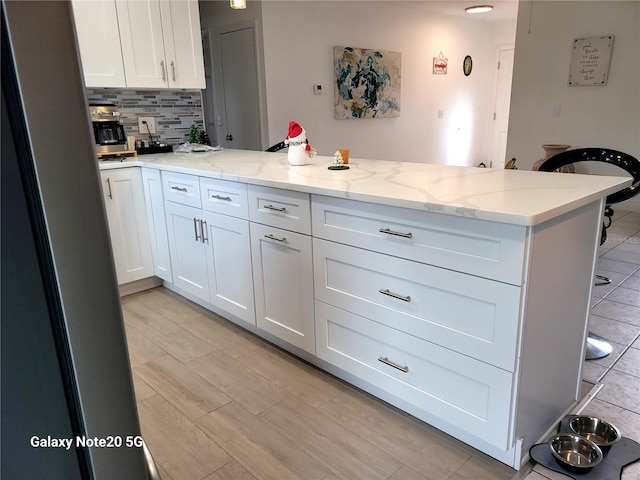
(568, 35, 614, 86)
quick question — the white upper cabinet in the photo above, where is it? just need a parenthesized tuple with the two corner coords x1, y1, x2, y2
(71, 0, 127, 88)
(116, 0, 205, 89)
(159, 0, 206, 89)
(72, 0, 205, 89)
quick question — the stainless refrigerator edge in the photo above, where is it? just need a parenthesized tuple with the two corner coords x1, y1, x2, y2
(2, 1, 155, 478)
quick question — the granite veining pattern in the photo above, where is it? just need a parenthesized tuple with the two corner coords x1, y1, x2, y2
(99, 149, 631, 226)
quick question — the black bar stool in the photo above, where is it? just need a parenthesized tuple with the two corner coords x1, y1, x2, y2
(538, 148, 640, 359)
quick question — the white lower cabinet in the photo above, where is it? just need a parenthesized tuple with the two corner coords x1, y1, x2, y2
(99, 164, 603, 469)
(164, 201, 210, 302)
(141, 168, 172, 282)
(100, 168, 153, 284)
(250, 222, 315, 354)
(315, 301, 514, 450)
(202, 210, 255, 326)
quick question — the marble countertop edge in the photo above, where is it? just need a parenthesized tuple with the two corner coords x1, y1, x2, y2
(97, 150, 632, 226)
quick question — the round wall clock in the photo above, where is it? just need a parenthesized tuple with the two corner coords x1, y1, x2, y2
(463, 55, 473, 76)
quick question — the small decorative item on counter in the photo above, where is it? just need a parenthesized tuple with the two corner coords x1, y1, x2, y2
(328, 150, 350, 170)
(284, 121, 316, 166)
(200, 131, 211, 146)
(188, 123, 201, 144)
(504, 158, 517, 169)
(337, 148, 350, 164)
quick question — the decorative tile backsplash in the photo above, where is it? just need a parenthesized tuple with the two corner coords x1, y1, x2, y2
(85, 89, 203, 146)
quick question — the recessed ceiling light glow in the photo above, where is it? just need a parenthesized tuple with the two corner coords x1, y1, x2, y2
(465, 5, 494, 13)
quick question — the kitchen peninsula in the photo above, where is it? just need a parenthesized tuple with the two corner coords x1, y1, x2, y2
(99, 150, 630, 469)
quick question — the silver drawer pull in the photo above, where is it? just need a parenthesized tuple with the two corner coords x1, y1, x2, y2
(200, 220, 208, 244)
(379, 288, 411, 302)
(379, 228, 412, 239)
(378, 356, 409, 373)
(211, 194, 232, 201)
(171, 185, 188, 192)
(264, 204, 286, 213)
(264, 234, 287, 243)
(193, 218, 201, 242)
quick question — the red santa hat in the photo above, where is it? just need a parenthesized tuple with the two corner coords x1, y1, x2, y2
(285, 121, 304, 142)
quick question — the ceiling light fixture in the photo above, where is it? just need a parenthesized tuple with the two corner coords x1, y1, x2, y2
(465, 5, 493, 13)
(230, 0, 246, 9)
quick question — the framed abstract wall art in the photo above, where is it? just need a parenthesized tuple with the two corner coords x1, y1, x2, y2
(334, 46, 401, 119)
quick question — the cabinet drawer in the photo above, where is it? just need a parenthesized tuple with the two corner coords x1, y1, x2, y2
(312, 195, 527, 285)
(200, 177, 248, 219)
(315, 301, 513, 450)
(248, 185, 311, 234)
(162, 171, 201, 208)
(313, 239, 521, 371)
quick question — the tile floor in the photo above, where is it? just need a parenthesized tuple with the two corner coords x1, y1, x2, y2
(124, 288, 518, 480)
(524, 210, 640, 480)
(124, 211, 640, 480)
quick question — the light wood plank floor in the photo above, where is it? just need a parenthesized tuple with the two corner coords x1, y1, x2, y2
(123, 287, 520, 480)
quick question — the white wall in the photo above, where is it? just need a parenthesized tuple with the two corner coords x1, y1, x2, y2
(261, 1, 515, 165)
(507, 0, 640, 210)
(507, 1, 640, 168)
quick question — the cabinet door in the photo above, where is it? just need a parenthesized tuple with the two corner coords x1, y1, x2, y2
(101, 169, 154, 284)
(159, 0, 205, 89)
(116, 0, 168, 88)
(202, 211, 255, 325)
(71, 0, 126, 87)
(164, 201, 209, 302)
(250, 223, 314, 354)
(141, 168, 172, 282)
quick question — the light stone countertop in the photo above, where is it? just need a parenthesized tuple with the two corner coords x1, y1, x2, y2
(98, 148, 631, 226)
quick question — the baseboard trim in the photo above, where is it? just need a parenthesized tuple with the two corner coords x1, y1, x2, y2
(119, 276, 162, 297)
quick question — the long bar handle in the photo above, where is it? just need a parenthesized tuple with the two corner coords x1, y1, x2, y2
(171, 185, 188, 192)
(106, 178, 113, 199)
(379, 227, 412, 239)
(160, 60, 166, 82)
(379, 288, 411, 302)
(211, 194, 232, 201)
(170, 61, 176, 81)
(200, 220, 208, 244)
(378, 356, 409, 373)
(264, 204, 286, 213)
(264, 234, 287, 243)
(193, 218, 200, 242)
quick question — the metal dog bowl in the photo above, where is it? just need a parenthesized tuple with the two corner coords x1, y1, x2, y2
(549, 433, 603, 472)
(569, 415, 622, 452)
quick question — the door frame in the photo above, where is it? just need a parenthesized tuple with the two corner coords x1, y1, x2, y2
(488, 43, 515, 168)
(208, 20, 269, 150)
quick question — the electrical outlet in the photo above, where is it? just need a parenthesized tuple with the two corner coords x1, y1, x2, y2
(138, 116, 156, 134)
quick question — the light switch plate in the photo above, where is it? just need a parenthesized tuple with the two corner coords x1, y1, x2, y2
(138, 116, 156, 134)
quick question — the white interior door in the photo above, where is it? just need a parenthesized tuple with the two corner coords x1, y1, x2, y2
(219, 26, 261, 150)
(490, 48, 515, 169)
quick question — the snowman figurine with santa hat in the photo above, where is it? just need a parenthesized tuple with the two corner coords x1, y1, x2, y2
(284, 121, 317, 166)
